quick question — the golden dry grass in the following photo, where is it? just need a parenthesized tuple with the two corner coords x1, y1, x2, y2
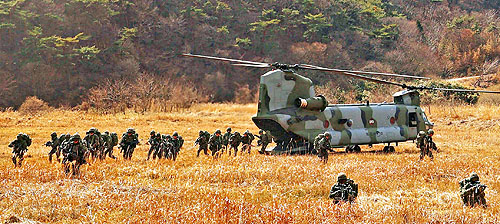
(1, 103, 500, 223)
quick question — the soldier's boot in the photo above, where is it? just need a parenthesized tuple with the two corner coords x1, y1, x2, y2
(18, 157, 24, 167)
(12, 156, 17, 167)
(428, 150, 433, 161)
(56, 151, 61, 161)
(49, 153, 53, 162)
(147, 148, 153, 160)
(234, 149, 238, 157)
(196, 149, 201, 157)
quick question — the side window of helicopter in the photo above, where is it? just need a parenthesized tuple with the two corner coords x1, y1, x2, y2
(409, 112, 418, 127)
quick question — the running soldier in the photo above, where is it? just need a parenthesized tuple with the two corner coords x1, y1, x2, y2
(84, 128, 101, 160)
(229, 131, 241, 156)
(8, 133, 31, 167)
(257, 129, 272, 154)
(209, 130, 223, 158)
(313, 133, 325, 155)
(101, 131, 116, 159)
(45, 132, 61, 162)
(241, 130, 255, 155)
(120, 128, 139, 160)
(171, 132, 183, 161)
(62, 133, 87, 176)
(417, 131, 433, 160)
(221, 127, 232, 155)
(329, 173, 358, 204)
(195, 130, 209, 157)
(317, 132, 332, 163)
(459, 172, 487, 207)
(147, 131, 160, 160)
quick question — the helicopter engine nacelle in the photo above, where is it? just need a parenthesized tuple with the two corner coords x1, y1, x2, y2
(295, 95, 328, 111)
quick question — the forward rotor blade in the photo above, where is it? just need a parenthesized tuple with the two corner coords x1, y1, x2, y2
(300, 64, 429, 79)
(232, 63, 271, 68)
(182, 53, 269, 66)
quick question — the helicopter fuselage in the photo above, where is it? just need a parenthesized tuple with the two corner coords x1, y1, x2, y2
(252, 69, 432, 151)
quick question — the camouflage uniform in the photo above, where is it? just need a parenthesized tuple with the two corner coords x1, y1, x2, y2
(417, 131, 433, 160)
(257, 130, 272, 154)
(241, 130, 255, 155)
(45, 132, 61, 162)
(171, 132, 183, 161)
(8, 133, 30, 167)
(314, 134, 325, 154)
(110, 132, 119, 154)
(426, 129, 438, 152)
(459, 173, 487, 207)
(318, 132, 332, 163)
(209, 130, 223, 158)
(229, 132, 241, 156)
(84, 128, 101, 159)
(62, 133, 87, 175)
(222, 127, 232, 154)
(195, 130, 209, 157)
(329, 173, 358, 204)
(147, 131, 159, 160)
(102, 131, 116, 159)
(162, 135, 174, 159)
(120, 128, 139, 160)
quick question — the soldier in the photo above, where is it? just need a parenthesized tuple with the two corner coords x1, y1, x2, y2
(329, 173, 358, 204)
(195, 130, 209, 157)
(426, 129, 438, 152)
(222, 127, 232, 155)
(229, 131, 241, 156)
(110, 132, 119, 156)
(171, 132, 184, 161)
(417, 130, 433, 160)
(314, 133, 325, 155)
(147, 131, 160, 160)
(459, 172, 487, 207)
(209, 129, 223, 158)
(62, 133, 87, 175)
(257, 130, 272, 154)
(8, 133, 31, 167)
(318, 132, 332, 163)
(120, 128, 139, 160)
(45, 132, 61, 162)
(162, 135, 174, 159)
(84, 127, 101, 160)
(59, 134, 71, 154)
(102, 131, 116, 159)
(241, 130, 255, 155)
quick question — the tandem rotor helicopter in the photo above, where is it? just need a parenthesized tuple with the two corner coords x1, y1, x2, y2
(183, 53, 500, 154)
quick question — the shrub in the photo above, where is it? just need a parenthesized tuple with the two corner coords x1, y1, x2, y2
(18, 96, 52, 115)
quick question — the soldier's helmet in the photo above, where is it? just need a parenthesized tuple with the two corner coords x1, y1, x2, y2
(166, 135, 172, 139)
(150, 130, 156, 135)
(199, 130, 204, 136)
(127, 128, 135, 133)
(155, 133, 161, 138)
(73, 133, 81, 140)
(227, 127, 232, 132)
(88, 127, 96, 133)
(259, 129, 264, 134)
(419, 131, 426, 136)
(337, 173, 347, 181)
(215, 129, 221, 135)
(173, 132, 179, 137)
(104, 131, 109, 135)
(17, 133, 23, 139)
(51, 132, 57, 137)
(234, 131, 240, 136)
(162, 134, 167, 139)
(427, 129, 434, 135)
(324, 132, 331, 138)
(470, 172, 479, 182)
(111, 132, 117, 136)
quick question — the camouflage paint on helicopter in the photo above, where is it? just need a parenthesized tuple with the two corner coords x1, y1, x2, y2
(252, 69, 432, 151)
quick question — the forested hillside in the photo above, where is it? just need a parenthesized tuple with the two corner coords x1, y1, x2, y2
(0, 0, 499, 108)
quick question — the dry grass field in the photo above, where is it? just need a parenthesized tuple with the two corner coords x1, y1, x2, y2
(1, 103, 500, 223)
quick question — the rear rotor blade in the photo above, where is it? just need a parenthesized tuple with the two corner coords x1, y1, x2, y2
(232, 63, 271, 68)
(343, 72, 407, 87)
(182, 53, 269, 66)
(420, 87, 500, 94)
(300, 64, 429, 79)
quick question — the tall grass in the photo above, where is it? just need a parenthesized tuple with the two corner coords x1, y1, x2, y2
(0, 103, 499, 223)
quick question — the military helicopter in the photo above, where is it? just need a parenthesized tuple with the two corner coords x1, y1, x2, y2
(183, 53, 500, 154)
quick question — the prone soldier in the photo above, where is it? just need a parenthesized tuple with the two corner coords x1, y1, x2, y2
(329, 173, 358, 204)
(120, 128, 139, 160)
(459, 172, 487, 207)
(195, 130, 209, 157)
(45, 132, 61, 162)
(8, 133, 31, 167)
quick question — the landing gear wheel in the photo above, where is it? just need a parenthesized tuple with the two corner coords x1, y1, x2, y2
(389, 146, 395, 152)
(345, 146, 353, 153)
(383, 146, 389, 153)
(353, 145, 361, 153)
